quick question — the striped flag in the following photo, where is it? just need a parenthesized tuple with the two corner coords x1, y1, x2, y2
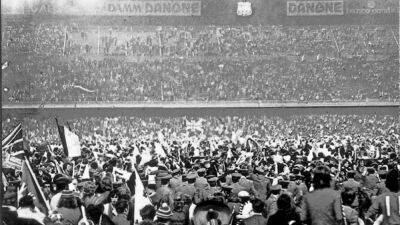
(2, 123, 23, 152)
(56, 120, 81, 158)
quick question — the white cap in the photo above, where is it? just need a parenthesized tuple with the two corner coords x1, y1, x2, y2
(238, 191, 250, 197)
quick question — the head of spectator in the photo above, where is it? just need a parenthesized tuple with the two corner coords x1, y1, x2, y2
(341, 191, 356, 206)
(140, 204, 156, 221)
(312, 166, 332, 190)
(251, 199, 265, 214)
(19, 195, 35, 210)
(57, 190, 79, 209)
(277, 194, 292, 211)
(156, 203, 173, 223)
(385, 169, 400, 192)
(115, 199, 129, 215)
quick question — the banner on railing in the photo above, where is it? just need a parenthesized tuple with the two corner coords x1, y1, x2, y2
(345, 0, 398, 15)
(1, 0, 201, 16)
(287, 0, 344, 16)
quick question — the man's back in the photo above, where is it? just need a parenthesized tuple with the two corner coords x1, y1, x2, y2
(243, 214, 268, 225)
(366, 191, 400, 225)
(300, 188, 342, 225)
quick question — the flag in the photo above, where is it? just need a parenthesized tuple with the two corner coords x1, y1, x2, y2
(2, 173, 8, 192)
(56, 120, 81, 157)
(186, 119, 204, 132)
(2, 61, 8, 70)
(71, 84, 95, 93)
(22, 159, 50, 215)
(2, 123, 23, 152)
(132, 167, 152, 223)
(81, 165, 90, 180)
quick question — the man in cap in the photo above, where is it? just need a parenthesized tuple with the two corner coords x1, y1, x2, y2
(156, 173, 174, 210)
(235, 191, 253, 225)
(264, 185, 281, 219)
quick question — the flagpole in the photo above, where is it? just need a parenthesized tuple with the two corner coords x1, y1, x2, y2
(97, 26, 100, 55)
(63, 26, 68, 55)
(24, 157, 51, 213)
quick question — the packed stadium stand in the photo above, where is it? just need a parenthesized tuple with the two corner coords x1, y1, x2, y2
(2, 22, 399, 103)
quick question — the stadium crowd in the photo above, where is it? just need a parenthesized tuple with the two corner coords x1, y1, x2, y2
(2, 23, 399, 103)
(2, 114, 400, 225)
(2, 56, 398, 102)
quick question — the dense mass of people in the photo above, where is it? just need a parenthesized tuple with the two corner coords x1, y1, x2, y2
(2, 23, 399, 103)
(2, 114, 400, 225)
(2, 56, 398, 102)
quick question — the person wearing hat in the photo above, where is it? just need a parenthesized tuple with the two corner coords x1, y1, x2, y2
(155, 203, 173, 225)
(194, 168, 210, 190)
(235, 191, 252, 225)
(229, 173, 246, 198)
(56, 190, 82, 225)
(156, 174, 174, 210)
(50, 174, 71, 211)
(265, 185, 281, 219)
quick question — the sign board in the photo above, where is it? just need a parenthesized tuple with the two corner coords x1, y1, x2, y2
(4, 155, 23, 171)
(237, 2, 252, 16)
(346, 0, 398, 15)
(1, 0, 201, 16)
(105, 1, 201, 16)
(287, 1, 344, 16)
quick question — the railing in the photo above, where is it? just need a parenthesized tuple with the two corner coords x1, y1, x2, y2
(2, 99, 399, 109)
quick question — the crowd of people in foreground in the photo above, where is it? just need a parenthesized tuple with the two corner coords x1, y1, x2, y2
(2, 114, 400, 224)
(2, 23, 399, 103)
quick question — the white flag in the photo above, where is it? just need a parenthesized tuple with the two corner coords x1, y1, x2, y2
(133, 167, 152, 223)
(64, 127, 81, 157)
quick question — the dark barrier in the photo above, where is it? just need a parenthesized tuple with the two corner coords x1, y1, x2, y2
(2, 0, 398, 25)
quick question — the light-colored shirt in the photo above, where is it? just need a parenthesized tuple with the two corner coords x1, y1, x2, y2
(17, 207, 45, 225)
(50, 192, 62, 211)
